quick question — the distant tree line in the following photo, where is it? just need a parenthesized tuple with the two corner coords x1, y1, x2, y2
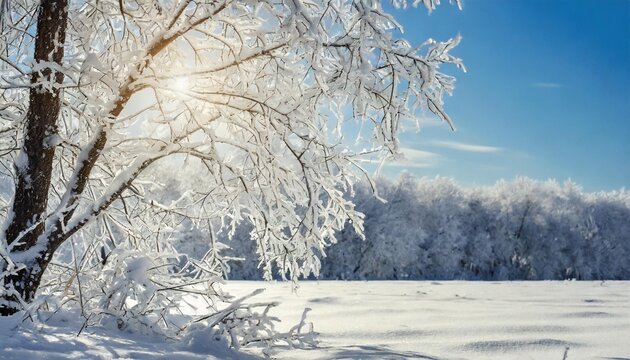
(175, 175, 630, 281)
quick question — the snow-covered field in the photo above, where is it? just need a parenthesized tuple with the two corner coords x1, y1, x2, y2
(1, 281, 629, 359)
(226, 281, 630, 360)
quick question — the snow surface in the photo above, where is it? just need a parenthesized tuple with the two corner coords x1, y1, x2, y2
(1, 281, 629, 359)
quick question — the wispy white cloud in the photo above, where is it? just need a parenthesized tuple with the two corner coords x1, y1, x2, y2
(359, 147, 439, 168)
(384, 161, 434, 169)
(400, 147, 440, 161)
(430, 140, 503, 153)
(531, 82, 563, 89)
(359, 158, 434, 169)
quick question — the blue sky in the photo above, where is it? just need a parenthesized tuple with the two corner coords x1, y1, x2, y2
(378, 0, 629, 191)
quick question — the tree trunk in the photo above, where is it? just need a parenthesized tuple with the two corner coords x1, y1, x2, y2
(1, 0, 68, 316)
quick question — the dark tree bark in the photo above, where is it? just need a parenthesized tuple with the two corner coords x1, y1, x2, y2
(1, 0, 68, 316)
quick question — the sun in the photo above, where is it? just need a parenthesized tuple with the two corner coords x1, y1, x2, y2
(170, 77, 189, 94)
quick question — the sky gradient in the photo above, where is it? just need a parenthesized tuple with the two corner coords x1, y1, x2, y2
(379, 0, 629, 191)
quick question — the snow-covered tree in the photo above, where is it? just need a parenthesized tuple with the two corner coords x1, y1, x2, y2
(0, 0, 464, 338)
(318, 176, 629, 281)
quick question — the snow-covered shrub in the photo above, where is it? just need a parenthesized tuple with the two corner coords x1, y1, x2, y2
(25, 161, 317, 355)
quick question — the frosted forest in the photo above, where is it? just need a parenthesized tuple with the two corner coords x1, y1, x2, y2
(0, 0, 628, 358)
(169, 174, 630, 282)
